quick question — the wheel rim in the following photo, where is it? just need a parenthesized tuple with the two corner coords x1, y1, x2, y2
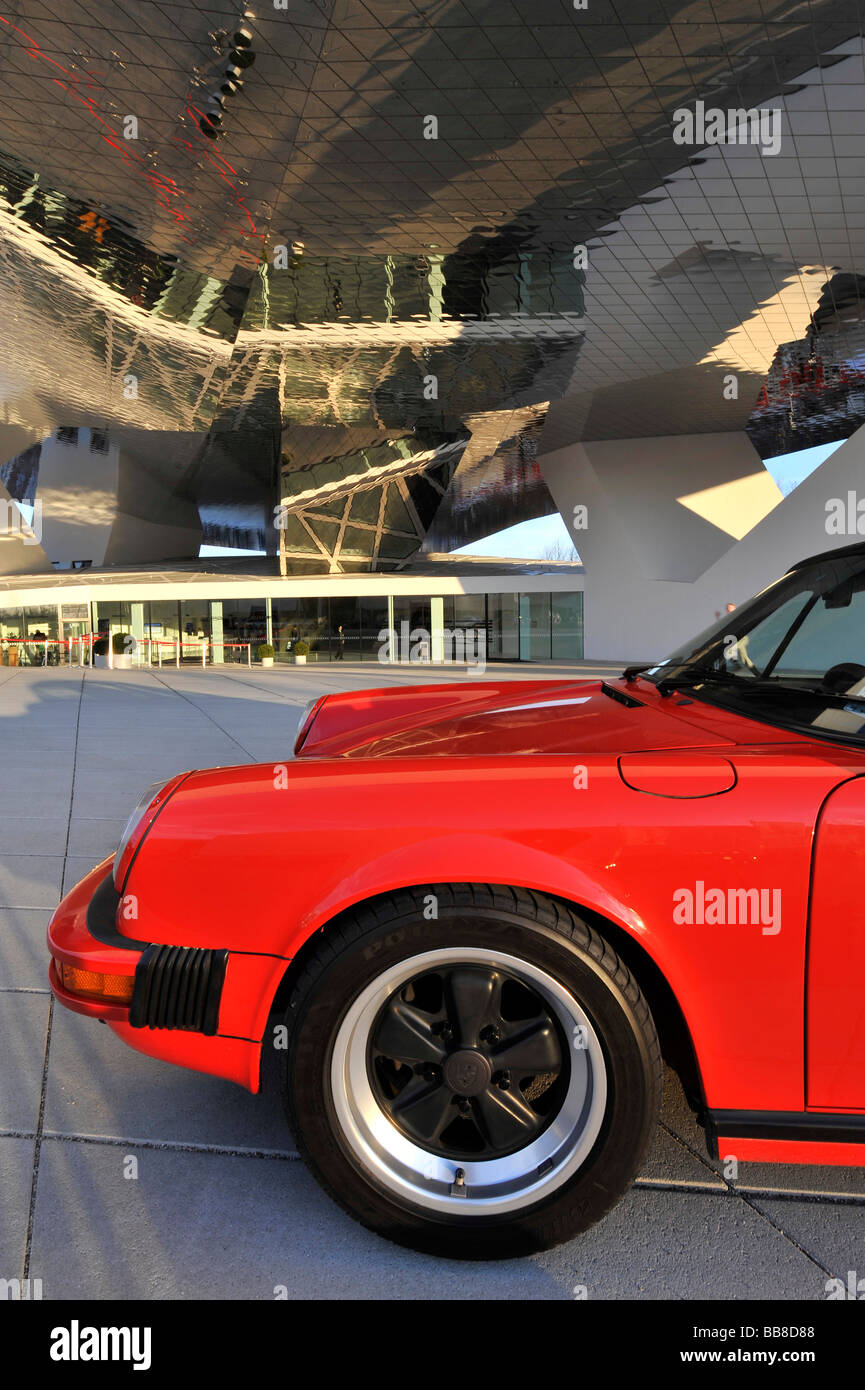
(330, 946, 608, 1216)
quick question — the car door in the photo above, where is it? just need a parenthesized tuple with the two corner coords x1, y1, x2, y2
(807, 774, 865, 1109)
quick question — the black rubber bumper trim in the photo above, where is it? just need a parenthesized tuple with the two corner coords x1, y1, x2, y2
(85, 873, 149, 952)
(706, 1109, 865, 1157)
(129, 945, 229, 1035)
(85, 875, 228, 1035)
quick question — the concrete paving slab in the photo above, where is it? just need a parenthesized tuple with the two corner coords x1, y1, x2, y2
(535, 1188, 826, 1300)
(61, 857, 111, 894)
(0, 907, 53, 990)
(0, 992, 50, 1132)
(65, 818, 126, 860)
(0, 1138, 36, 1278)
(639, 1120, 726, 1189)
(748, 1197, 865, 1292)
(3, 776, 75, 815)
(29, 1140, 565, 1300)
(44, 1006, 295, 1155)
(0, 855, 63, 909)
(0, 817, 70, 857)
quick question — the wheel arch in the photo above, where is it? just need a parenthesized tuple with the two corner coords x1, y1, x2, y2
(262, 881, 706, 1114)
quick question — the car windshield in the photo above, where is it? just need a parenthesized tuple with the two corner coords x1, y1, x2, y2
(635, 550, 865, 743)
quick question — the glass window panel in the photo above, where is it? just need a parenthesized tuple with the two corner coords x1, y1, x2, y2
(383, 486, 413, 533)
(271, 597, 327, 659)
(305, 517, 340, 552)
(221, 599, 267, 654)
(329, 596, 361, 660)
(18, 605, 59, 665)
(451, 594, 486, 626)
(0, 607, 23, 666)
(520, 593, 551, 662)
(309, 496, 349, 520)
(147, 601, 180, 644)
(93, 601, 131, 635)
(349, 488, 382, 525)
(338, 525, 376, 559)
(358, 596, 389, 660)
(393, 596, 431, 633)
(377, 533, 418, 560)
(488, 593, 519, 659)
(551, 592, 584, 660)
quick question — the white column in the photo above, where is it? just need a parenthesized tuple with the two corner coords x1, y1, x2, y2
(430, 596, 444, 663)
(210, 601, 224, 664)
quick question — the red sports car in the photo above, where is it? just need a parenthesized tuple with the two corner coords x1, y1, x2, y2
(48, 542, 865, 1257)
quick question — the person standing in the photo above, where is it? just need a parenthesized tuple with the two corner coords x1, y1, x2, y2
(335, 625, 345, 661)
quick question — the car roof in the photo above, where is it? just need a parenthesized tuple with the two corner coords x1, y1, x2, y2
(791, 540, 865, 570)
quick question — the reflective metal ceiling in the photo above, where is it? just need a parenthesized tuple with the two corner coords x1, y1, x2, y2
(0, 1, 864, 571)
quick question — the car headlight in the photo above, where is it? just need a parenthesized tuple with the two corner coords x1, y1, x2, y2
(294, 695, 327, 754)
(112, 776, 182, 888)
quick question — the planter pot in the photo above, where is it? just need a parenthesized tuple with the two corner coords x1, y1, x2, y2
(260, 657, 274, 668)
(294, 654, 307, 664)
(94, 653, 133, 669)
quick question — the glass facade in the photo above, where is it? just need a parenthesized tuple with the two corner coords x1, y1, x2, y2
(0, 605, 60, 665)
(93, 600, 132, 636)
(272, 595, 390, 661)
(552, 592, 584, 661)
(147, 600, 181, 647)
(487, 592, 520, 660)
(0, 590, 583, 664)
(445, 592, 583, 663)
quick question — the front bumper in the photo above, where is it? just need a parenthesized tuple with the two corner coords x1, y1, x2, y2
(47, 858, 273, 1092)
(47, 859, 140, 1021)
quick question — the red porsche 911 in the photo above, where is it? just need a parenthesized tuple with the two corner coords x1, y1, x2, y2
(48, 542, 865, 1257)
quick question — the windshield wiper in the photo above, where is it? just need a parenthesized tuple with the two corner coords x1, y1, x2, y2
(622, 660, 747, 692)
(658, 674, 865, 716)
(654, 665, 747, 695)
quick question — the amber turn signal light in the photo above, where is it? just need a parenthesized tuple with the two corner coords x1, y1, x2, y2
(57, 961, 134, 1004)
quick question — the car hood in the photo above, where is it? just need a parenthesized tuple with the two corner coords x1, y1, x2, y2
(295, 678, 738, 759)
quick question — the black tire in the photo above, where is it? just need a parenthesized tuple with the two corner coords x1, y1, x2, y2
(282, 884, 661, 1259)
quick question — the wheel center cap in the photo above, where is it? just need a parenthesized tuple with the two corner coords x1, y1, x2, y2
(444, 1049, 492, 1097)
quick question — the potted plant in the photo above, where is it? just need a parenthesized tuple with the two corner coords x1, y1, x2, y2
(257, 642, 275, 668)
(114, 632, 138, 669)
(293, 639, 309, 665)
(93, 633, 137, 669)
